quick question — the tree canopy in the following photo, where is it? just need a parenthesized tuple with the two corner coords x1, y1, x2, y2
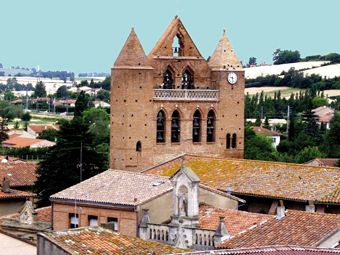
(35, 81, 47, 97)
(273, 49, 301, 65)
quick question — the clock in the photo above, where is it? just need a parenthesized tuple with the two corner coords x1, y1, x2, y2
(227, 72, 238, 84)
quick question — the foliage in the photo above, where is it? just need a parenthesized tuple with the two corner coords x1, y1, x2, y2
(273, 49, 301, 65)
(56, 85, 68, 99)
(74, 91, 89, 117)
(37, 129, 59, 142)
(5, 147, 50, 157)
(34, 117, 108, 207)
(248, 57, 257, 67)
(21, 112, 32, 121)
(14, 121, 20, 130)
(35, 81, 47, 97)
(83, 108, 110, 144)
(321, 113, 340, 158)
(4, 90, 16, 101)
(8, 105, 24, 119)
(96, 89, 110, 102)
(295, 146, 326, 164)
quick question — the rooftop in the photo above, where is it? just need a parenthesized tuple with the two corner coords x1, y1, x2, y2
(50, 170, 173, 206)
(218, 210, 340, 249)
(0, 188, 36, 199)
(251, 126, 282, 136)
(143, 155, 340, 204)
(0, 161, 37, 187)
(28, 124, 59, 133)
(1, 206, 52, 223)
(2, 137, 55, 148)
(40, 227, 189, 255)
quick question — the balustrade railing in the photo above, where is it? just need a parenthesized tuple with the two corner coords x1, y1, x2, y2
(153, 89, 219, 101)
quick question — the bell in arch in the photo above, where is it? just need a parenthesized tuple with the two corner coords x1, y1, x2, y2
(207, 128, 213, 135)
(193, 129, 199, 136)
(172, 119, 178, 128)
(157, 132, 164, 141)
(193, 118, 199, 127)
(157, 118, 163, 127)
(172, 132, 177, 139)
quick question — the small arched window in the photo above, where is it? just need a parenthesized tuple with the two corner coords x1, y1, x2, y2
(226, 133, 231, 149)
(193, 110, 201, 143)
(136, 141, 142, 152)
(207, 110, 215, 142)
(182, 68, 194, 89)
(163, 69, 173, 89)
(171, 110, 180, 143)
(157, 110, 165, 143)
(232, 133, 237, 148)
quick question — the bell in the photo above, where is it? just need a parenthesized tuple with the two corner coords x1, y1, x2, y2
(172, 119, 178, 128)
(172, 132, 177, 139)
(174, 47, 178, 54)
(207, 118, 212, 125)
(207, 128, 212, 135)
(157, 132, 164, 141)
(157, 118, 163, 127)
(193, 129, 198, 136)
(193, 118, 199, 127)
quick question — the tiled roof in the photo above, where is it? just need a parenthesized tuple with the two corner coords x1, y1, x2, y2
(199, 205, 272, 235)
(0, 156, 27, 162)
(28, 124, 59, 133)
(251, 126, 282, 136)
(0, 188, 36, 199)
(50, 170, 173, 206)
(317, 158, 339, 167)
(143, 155, 340, 204)
(42, 227, 189, 255)
(0, 161, 37, 187)
(2, 137, 55, 148)
(218, 210, 340, 249)
(172, 246, 340, 255)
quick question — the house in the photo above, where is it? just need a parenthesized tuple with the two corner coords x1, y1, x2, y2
(92, 100, 110, 108)
(251, 126, 282, 149)
(6, 129, 36, 139)
(304, 158, 339, 167)
(217, 209, 340, 249)
(27, 124, 59, 138)
(37, 227, 189, 255)
(2, 137, 55, 149)
(312, 106, 334, 129)
(110, 16, 245, 171)
(50, 165, 242, 239)
(143, 154, 340, 214)
(0, 178, 36, 216)
(0, 201, 51, 243)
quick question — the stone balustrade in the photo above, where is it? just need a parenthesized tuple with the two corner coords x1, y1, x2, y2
(153, 89, 219, 101)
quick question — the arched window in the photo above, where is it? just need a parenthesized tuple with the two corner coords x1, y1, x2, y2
(173, 34, 184, 57)
(226, 133, 231, 149)
(182, 69, 194, 89)
(193, 110, 201, 143)
(171, 110, 180, 143)
(163, 69, 173, 89)
(232, 133, 237, 148)
(157, 110, 165, 143)
(207, 110, 215, 142)
(136, 141, 141, 152)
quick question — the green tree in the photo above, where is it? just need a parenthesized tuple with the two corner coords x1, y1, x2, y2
(0, 100, 11, 143)
(273, 49, 301, 65)
(21, 112, 32, 121)
(295, 146, 326, 164)
(37, 129, 59, 142)
(56, 85, 68, 99)
(34, 117, 108, 207)
(35, 81, 47, 97)
(74, 91, 89, 117)
(4, 90, 16, 101)
(14, 121, 20, 130)
(244, 131, 277, 161)
(96, 89, 110, 102)
(321, 113, 340, 157)
(83, 108, 110, 144)
(248, 57, 257, 67)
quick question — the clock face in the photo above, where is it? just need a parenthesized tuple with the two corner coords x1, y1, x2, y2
(227, 72, 238, 84)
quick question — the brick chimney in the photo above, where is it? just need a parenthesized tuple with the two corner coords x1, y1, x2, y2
(2, 177, 10, 193)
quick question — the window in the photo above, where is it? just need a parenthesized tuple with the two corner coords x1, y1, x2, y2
(88, 215, 98, 226)
(163, 69, 173, 89)
(156, 110, 165, 143)
(207, 110, 215, 142)
(171, 110, 180, 143)
(232, 133, 237, 148)
(182, 68, 194, 89)
(69, 213, 79, 228)
(108, 217, 118, 231)
(136, 141, 142, 152)
(226, 133, 231, 149)
(172, 34, 184, 57)
(193, 110, 201, 143)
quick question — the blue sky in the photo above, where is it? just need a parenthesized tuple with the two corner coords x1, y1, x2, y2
(1, 0, 339, 75)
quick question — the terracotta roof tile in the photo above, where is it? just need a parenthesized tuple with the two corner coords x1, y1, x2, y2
(251, 126, 282, 136)
(50, 170, 173, 206)
(0, 188, 36, 199)
(42, 227, 189, 254)
(28, 125, 59, 133)
(199, 205, 272, 235)
(143, 155, 340, 204)
(218, 210, 340, 249)
(0, 161, 37, 187)
(1, 206, 51, 223)
(2, 137, 55, 148)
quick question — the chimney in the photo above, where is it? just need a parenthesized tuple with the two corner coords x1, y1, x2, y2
(276, 200, 285, 219)
(2, 178, 10, 193)
(226, 186, 231, 194)
(214, 216, 230, 245)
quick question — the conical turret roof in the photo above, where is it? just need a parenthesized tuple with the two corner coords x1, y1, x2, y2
(114, 27, 152, 68)
(209, 30, 242, 70)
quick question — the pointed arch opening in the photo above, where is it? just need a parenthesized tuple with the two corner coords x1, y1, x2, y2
(232, 133, 237, 148)
(207, 110, 215, 142)
(163, 67, 174, 89)
(156, 110, 166, 143)
(173, 33, 184, 57)
(182, 67, 194, 89)
(171, 110, 180, 143)
(193, 110, 201, 143)
(136, 141, 142, 152)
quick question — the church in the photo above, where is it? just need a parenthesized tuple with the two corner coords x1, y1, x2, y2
(110, 16, 245, 171)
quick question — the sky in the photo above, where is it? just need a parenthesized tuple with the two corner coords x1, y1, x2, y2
(1, 0, 339, 75)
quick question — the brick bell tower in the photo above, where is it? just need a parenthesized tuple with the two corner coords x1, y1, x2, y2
(110, 16, 244, 171)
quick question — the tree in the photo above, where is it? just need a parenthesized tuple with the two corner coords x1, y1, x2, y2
(4, 90, 16, 101)
(37, 129, 59, 142)
(35, 81, 47, 97)
(321, 113, 340, 158)
(96, 89, 110, 102)
(295, 146, 326, 164)
(21, 112, 32, 121)
(248, 57, 257, 67)
(56, 85, 68, 99)
(273, 49, 301, 65)
(34, 117, 108, 207)
(0, 101, 11, 143)
(74, 91, 89, 117)
(83, 108, 110, 144)
(244, 132, 277, 161)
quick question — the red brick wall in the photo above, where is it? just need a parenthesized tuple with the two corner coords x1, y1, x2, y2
(52, 202, 138, 237)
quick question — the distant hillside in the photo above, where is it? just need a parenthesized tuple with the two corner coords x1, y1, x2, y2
(244, 61, 340, 79)
(0, 67, 31, 76)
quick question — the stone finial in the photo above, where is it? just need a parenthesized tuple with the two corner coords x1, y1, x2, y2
(140, 209, 150, 227)
(223, 29, 226, 34)
(131, 27, 134, 32)
(175, 14, 178, 19)
(181, 156, 185, 167)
